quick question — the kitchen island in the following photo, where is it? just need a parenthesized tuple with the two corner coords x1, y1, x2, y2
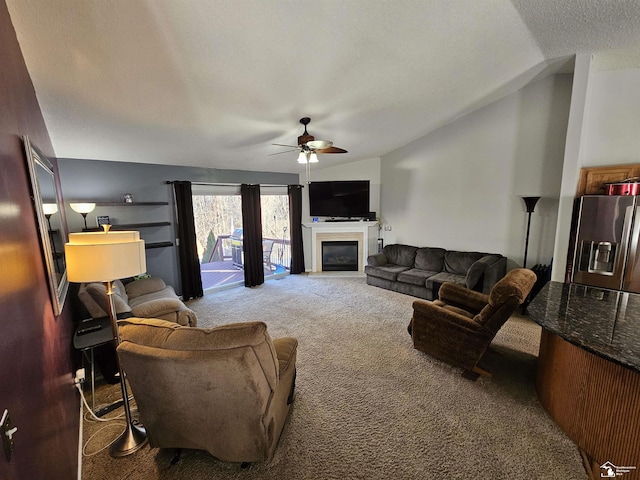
(527, 282, 640, 479)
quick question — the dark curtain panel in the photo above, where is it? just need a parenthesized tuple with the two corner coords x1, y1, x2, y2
(172, 181, 203, 300)
(241, 184, 264, 287)
(288, 184, 305, 274)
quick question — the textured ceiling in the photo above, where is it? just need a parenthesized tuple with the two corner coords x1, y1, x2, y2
(6, 0, 640, 174)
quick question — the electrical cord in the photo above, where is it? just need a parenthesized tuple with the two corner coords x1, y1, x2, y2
(75, 381, 127, 456)
(75, 382, 125, 423)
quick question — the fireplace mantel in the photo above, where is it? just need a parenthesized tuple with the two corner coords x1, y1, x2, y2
(302, 221, 378, 273)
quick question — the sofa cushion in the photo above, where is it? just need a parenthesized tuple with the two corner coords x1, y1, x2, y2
(426, 271, 467, 290)
(128, 286, 179, 309)
(382, 244, 418, 267)
(443, 251, 485, 275)
(397, 269, 439, 287)
(125, 276, 167, 299)
(364, 264, 411, 282)
(367, 252, 388, 267)
(414, 247, 445, 271)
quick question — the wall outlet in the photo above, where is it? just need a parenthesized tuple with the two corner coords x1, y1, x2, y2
(384, 225, 392, 231)
(74, 368, 86, 385)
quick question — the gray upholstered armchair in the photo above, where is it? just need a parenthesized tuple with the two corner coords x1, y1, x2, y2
(408, 268, 536, 379)
(116, 318, 297, 463)
(78, 277, 197, 326)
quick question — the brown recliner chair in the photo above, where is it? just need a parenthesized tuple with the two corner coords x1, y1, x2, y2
(408, 268, 536, 379)
(116, 318, 297, 463)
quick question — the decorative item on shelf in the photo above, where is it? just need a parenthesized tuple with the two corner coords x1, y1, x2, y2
(42, 203, 58, 231)
(70, 202, 96, 229)
(64, 228, 148, 457)
(521, 196, 541, 269)
(123, 193, 133, 203)
(96, 215, 110, 227)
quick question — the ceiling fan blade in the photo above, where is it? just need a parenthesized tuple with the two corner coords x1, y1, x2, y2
(316, 146, 348, 154)
(272, 143, 300, 148)
(268, 148, 299, 156)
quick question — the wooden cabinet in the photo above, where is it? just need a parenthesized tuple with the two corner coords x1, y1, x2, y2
(577, 164, 640, 196)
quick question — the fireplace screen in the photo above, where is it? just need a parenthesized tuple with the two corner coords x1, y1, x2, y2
(322, 241, 358, 271)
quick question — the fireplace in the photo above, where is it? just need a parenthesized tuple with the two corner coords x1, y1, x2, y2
(322, 241, 358, 271)
(304, 221, 377, 273)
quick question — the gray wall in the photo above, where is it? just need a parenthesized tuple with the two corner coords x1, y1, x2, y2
(58, 158, 298, 294)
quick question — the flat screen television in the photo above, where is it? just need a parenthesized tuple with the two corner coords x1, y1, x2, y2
(308, 180, 370, 218)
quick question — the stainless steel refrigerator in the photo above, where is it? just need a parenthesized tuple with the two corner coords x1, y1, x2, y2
(573, 195, 640, 293)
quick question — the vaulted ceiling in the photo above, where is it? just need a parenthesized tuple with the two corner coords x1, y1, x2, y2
(7, 1, 640, 174)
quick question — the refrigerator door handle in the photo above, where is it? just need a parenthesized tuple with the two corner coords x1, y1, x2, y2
(623, 206, 640, 293)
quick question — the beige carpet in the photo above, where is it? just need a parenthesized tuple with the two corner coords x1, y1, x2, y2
(81, 274, 585, 479)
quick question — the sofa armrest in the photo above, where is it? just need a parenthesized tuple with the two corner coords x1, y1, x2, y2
(175, 309, 198, 327)
(438, 282, 489, 314)
(79, 282, 132, 319)
(481, 256, 507, 293)
(367, 253, 388, 267)
(465, 255, 505, 292)
(125, 277, 167, 299)
(273, 337, 298, 373)
(130, 298, 185, 319)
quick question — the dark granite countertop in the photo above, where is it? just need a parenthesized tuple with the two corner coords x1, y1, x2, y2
(527, 281, 640, 372)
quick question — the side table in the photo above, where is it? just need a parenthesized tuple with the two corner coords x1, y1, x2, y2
(73, 313, 131, 412)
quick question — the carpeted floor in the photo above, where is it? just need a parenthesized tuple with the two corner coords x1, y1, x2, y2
(81, 274, 586, 479)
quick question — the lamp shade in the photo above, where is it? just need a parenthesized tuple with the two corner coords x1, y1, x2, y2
(42, 203, 58, 215)
(521, 196, 540, 213)
(297, 152, 308, 164)
(70, 202, 96, 214)
(308, 153, 319, 163)
(65, 231, 146, 283)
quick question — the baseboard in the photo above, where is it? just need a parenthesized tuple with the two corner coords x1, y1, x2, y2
(308, 271, 365, 278)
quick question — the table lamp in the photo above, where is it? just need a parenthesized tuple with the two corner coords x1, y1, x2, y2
(64, 226, 148, 457)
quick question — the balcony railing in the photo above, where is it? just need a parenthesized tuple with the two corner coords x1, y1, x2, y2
(204, 234, 291, 270)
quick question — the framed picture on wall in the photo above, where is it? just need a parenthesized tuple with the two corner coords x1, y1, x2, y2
(96, 215, 110, 226)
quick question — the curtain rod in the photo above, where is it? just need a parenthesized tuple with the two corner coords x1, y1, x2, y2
(164, 181, 302, 188)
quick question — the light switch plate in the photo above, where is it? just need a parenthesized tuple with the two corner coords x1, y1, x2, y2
(1, 409, 14, 462)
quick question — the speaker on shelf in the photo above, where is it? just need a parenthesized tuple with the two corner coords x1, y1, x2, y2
(368, 211, 377, 221)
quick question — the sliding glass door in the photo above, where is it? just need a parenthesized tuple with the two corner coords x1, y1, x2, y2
(193, 185, 244, 291)
(192, 184, 291, 292)
(260, 188, 290, 279)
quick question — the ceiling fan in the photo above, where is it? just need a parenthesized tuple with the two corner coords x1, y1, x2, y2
(271, 117, 348, 164)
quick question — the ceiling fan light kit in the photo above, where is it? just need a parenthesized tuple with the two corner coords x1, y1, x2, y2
(297, 152, 319, 164)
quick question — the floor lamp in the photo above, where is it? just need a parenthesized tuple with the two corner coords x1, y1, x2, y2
(65, 227, 148, 457)
(521, 196, 540, 269)
(70, 202, 96, 230)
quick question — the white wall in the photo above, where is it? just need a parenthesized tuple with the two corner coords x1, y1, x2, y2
(582, 67, 640, 167)
(379, 74, 573, 268)
(550, 62, 640, 281)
